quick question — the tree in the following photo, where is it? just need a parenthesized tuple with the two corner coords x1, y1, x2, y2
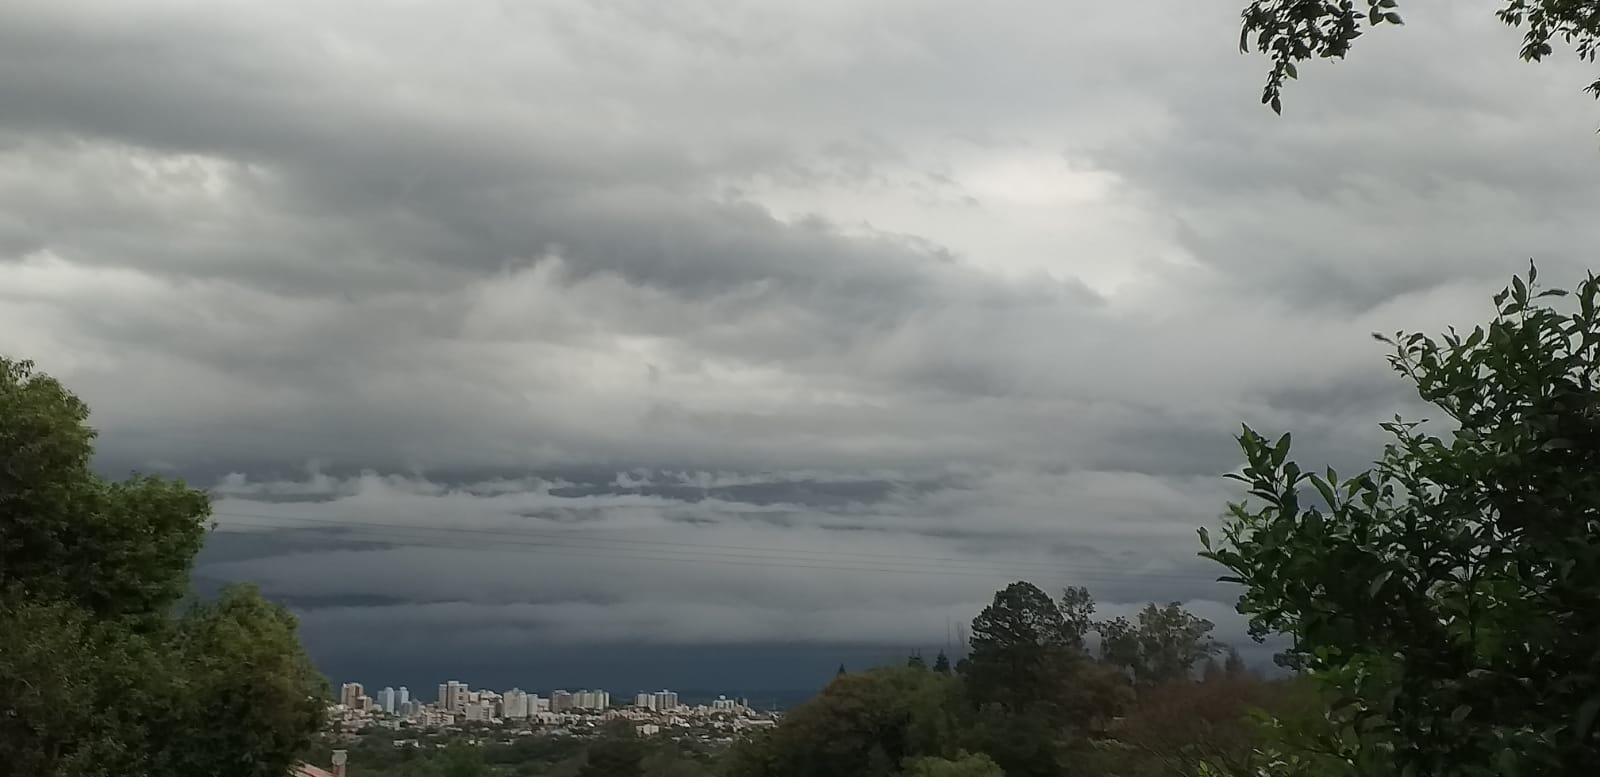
(579, 732, 645, 777)
(1223, 647, 1247, 678)
(720, 667, 964, 777)
(964, 581, 1071, 711)
(837, 663, 848, 678)
(1096, 603, 1219, 686)
(1058, 585, 1096, 651)
(1239, 0, 1600, 114)
(932, 651, 952, 675)
(900, 752, 1004, 777)
(151, 586, 328, 777)
(1089, 675, 1327, 777)
(1201, 268, 1600, 774)
(961, 582, 1130, 777)
(0, 360, 209, 620)
(908, 651, 927, 670)
(1136, 603, 1220, 685)
(0, 357, 326, 777)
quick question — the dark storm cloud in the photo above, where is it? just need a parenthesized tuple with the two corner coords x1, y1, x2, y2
(4, 0, 1596, 682)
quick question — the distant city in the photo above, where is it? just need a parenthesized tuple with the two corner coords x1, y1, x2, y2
(333, 680, 781, 741)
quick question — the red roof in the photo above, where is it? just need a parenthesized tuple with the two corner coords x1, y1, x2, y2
(291, 764, 336, 777)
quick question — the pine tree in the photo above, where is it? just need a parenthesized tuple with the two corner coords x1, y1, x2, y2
(837, 663, 848, 678)
(932, 651, 951, 674)
(1223, 646, 1246, 677)
(907, 651, 927, 670)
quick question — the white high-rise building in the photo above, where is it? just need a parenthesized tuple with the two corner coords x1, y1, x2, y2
(571, 689, 609, 710)
(531, 694, 550, 713)
(397, 687, 410, 708)
(439, 680, 468, 712)
(551, 690, 573, 712)
(502, 688, 529, 719)
(340, 682, 365, 708)
(463, 701, 493, 722)
(634, 692, 657, 710)
(378, 687, 397, 714)
(711, 695, 736, 711)
(653, 690, 679, 711)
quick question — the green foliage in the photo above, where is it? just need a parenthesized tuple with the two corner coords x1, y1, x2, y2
(932, 651, 952, 675)
(964, 582, 1081, 714)
(153, 586, 328, 777)
(1058, 586, 1096, 652)
(957, 706, 1065, 777)
(1224, 647, 1248, 677)
(900, 752, 1004, 777)
(1, 359, 210, 619)
(908, 652, 928, 670)
(723, 582, 1280, 777)
(721, 667, 965, 777)
(1089, 675, 1327, 777)
(0, 594, 165, 777)
(580, 730, 646, 777)
(0, 356, 326, 777)
(1204, 268, 1600, 774)
(1238, 0, 1600, 114)
(1097, 603, 1220, 686)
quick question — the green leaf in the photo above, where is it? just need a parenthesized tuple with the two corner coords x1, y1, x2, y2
(1451, 704, 1471, 723)
(1310, 475, 1338, 509)
(1577, 696, 1600, 739)
(1197, 526, 1211, 551)
(1369, 569, 1393, 597)
(1497, 748, 1519, 776)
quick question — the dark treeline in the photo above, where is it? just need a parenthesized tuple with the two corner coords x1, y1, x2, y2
(719, 582, 1309, 777)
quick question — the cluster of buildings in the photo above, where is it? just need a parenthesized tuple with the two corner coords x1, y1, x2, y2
(333, 680, 776, 738)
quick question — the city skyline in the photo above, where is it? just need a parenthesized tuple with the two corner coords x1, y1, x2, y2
(330, 678, 781, 740)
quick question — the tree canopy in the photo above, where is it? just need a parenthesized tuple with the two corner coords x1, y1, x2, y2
(721, 667, 964, 777)
(1098, 603, 1220, 687)
(1239, 0, 1600, 113)
(0, 357, 326, 777)
(1203, 268, 1600, 774)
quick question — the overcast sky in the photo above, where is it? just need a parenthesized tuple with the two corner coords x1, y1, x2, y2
(3, 0, 1599, 694)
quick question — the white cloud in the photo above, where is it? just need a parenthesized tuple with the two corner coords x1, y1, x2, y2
(2, 0, 1595, 669)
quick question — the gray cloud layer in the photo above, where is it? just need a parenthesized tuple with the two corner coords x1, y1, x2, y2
(4, 0, 1597, 686)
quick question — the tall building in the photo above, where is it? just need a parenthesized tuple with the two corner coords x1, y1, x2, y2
(653, 690, 679, 711)
(550, 690, 573, 712)
(571, 690, 609, 710)
(378, 687, 397, 714)
(438, 680, 468, 712)
(397, 687, 410, 708)
(711, 695, 736, 711)
(339, 682, 365, 708)
(502, 688, 528, 719)
(634, 692, 657, 710)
